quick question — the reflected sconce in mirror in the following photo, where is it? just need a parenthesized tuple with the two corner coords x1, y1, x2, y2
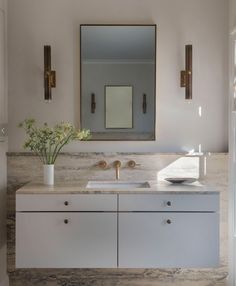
(142, 94, 147, 114)
(180, 45, 192, 100)
(44, 45, 56, 101)
(91, 93, 96, 113)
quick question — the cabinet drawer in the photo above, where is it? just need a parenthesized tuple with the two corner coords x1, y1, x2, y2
(16, 194, 117, 212)
(16, 212, 117, 268)
(119, 194, 219, 212)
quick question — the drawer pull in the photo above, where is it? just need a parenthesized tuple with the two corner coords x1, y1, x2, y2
(64, 219, 69, 224)
(64, 201, 69, 206)
(166, 219, 172, 224)
(166, 201, 172, 206)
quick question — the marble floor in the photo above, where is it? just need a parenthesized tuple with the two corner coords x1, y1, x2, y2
(8, 268, 229, 286)
(7, 153, 229, 286)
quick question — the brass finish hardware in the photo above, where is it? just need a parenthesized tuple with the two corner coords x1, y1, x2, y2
(127, 160, 141, 168)
(91, 93, 96, 113)
(97, 160, 108, 169)
(114, 160, 122, 180)
(142, 94, 147, 113)
(180, 45, 192, 100)
(44, 45, 56, 101)
(180, 70, 186, 87)
(50, 71, 56, 88)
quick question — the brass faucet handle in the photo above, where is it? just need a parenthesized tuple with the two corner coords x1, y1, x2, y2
(128, 160, 141, 168)
(97, 160, 108, 169)
(114, 160, 122, 168)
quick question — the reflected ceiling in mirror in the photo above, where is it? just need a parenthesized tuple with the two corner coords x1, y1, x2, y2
(80, 25, 156, 141)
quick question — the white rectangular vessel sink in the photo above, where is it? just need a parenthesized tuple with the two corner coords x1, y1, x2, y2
(86, 181, 151, 189)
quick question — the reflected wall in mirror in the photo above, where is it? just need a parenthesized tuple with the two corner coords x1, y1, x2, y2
(105, 86, 133, 129)
(80, 24, 156, 141)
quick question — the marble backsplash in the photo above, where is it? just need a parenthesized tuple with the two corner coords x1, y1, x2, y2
(7, 152, 228, 286)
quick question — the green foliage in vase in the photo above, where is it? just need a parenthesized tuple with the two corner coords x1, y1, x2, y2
(19, 118, 91, 164)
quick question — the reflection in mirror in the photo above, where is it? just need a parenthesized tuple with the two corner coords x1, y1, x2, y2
(80, 25, 156, 141)
(105, 86, 133, 129)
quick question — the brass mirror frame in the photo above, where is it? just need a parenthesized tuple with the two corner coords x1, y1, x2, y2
(80, 24, 157, 141)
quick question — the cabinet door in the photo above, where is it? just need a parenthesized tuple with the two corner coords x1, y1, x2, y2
(119, 213, 219, 268)
(16, 212, 117, 268)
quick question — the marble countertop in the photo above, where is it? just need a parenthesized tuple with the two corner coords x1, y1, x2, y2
(16, 180, 219, 195)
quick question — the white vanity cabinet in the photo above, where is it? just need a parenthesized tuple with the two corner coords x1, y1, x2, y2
(16, 188, 219, 269)
(16, 194, 118, 268)
(118, 194, 219, 268)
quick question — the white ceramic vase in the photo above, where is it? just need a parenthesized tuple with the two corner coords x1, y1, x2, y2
(43, 164, 54, 185)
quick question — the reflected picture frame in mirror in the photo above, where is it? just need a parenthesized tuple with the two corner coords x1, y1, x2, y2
(105, 85, 133, 129)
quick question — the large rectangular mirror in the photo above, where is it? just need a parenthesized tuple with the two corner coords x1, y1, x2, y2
(80, 24, 156, 141)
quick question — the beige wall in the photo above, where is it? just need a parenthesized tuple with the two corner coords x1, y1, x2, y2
(230, 0, 236, 31)
(0, 0, 4, 10)
(8, 0, 228, 153)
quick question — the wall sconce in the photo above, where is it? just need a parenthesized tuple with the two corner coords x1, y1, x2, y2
(142, 93, 147, 113)
(180, 45, 192, 100)
(91, 93, 96, 113)
(44, 45, 56, 101)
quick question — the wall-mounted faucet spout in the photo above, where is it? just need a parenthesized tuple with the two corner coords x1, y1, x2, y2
(114, 160, 121, 180)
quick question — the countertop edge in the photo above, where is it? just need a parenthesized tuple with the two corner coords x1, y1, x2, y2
(15, 181, 220, 195)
